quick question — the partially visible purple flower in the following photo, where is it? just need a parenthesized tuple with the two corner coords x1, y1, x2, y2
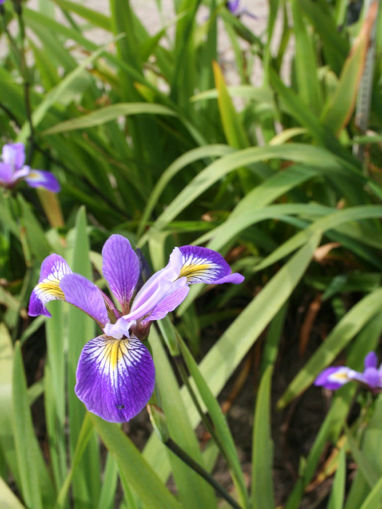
(0, 143, 60, 192)
(28, 235, 244, 423)
(227, 0, 240, 12)
(315, 352, 382, 391)
(226, 0, 256, 19)
(0, 0, 5, 5)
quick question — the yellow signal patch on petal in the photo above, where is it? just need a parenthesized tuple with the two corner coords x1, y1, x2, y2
(331, 371, 350, 382)
(35, 279, 65, 301)
(27, 171, 39, 180)
(179, 263, 211, 280)
(103, 338, 130, 370)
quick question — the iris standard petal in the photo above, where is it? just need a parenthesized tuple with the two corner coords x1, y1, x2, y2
(25, 170, 60, 192)
(28, 254, 72, 317)
(314, 366, 356, 390)
(364, 351, 378, 369)
(60, 273, 108, 327)
(355, 367, 381, 388)
(2, 143, 25, 169)
(102, 235, 140, 312)
(172, 245, 244, 285)
(75, 335, 155, 423)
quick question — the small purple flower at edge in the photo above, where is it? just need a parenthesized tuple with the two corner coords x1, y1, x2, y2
(315, 352, 382, 391)
(28, 235, 244, 423)
(226, 0, 256, 19)
(0, 143, 60, 192)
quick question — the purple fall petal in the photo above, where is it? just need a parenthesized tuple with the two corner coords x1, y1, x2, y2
(75, 335, 155, 422)
(172, 245, 244, 285)
(227, 0, 240, 13)
(0, 162, 14, 186)
(314, 366, 356, 390)
(214, 272, 245, 284)
(364, 351, 378, 369)
(102, 234, 140, 311)
(25, 170, 60, 192)
(60, 273, 108, 327)
(28, 254, 72, 317)
(2, 143, 25, 169)
(29, 289, 52, 317)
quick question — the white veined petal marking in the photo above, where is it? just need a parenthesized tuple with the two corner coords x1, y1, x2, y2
(26, 171, 43, 181)
(88, 336, 146, 389)
(179, 254, 220, 283)
(329, 369, 352, 383)
(34, 260, 71, 303)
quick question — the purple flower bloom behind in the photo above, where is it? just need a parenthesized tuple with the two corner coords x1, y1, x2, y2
(226, 0, 256, 19)
(29, 235, 244, 422)
(227, 0, 240, 12)
(0, 143, 60, 192)
(315, 351, 382, 391)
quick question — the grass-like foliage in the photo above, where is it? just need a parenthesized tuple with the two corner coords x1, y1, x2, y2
(1, 0, 382, 507)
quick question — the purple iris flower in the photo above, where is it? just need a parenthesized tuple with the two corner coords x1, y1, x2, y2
(315, 352, 382, 391)
(0, 143, 60, 192)
(28, 235, 244, 423)
(226, 0, 256, 19)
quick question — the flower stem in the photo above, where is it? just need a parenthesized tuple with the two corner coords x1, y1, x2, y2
(164, 437, 242, 509)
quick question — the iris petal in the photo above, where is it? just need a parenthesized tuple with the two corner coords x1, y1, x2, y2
(28, 254, 72, 317)
(59, 273, 108, 327)
(0, 162, 14, 186)
(25, 170, 60, 192)
(172, 246, 244, 285)
(2, 143, 25, 169)
(315, 366, 356, 390)
(140, 278, 189, 324)
(357, 367, 381, 388)
(75, 335, 155, 422)
(364, 351, 378, 370)
(102, 235, 140, 312)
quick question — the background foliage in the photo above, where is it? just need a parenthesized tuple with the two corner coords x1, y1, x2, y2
(1, 0, 382, 507)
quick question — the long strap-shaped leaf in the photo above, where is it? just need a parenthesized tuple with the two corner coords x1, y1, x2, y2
(17, 43, 114, 142)
(92, 416, 182, 509)
(42, 103, 177, 135)
(143, 144, 362, 240)
(0, 476, 25, 509)
(251, 367, 275, 509)
(256, 204, 382, 272)
(12, 343, 55, 508)
(321, 1, 378, 135)
(150, 330, 218, 509)
(177, 336, 249, 508)
(67, 208, 101, 506)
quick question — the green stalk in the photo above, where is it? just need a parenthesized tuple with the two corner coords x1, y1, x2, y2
(164, 438, 242, 509)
